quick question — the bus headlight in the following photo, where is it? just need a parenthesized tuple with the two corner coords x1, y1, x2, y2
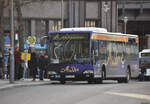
(83, 70, 94, 74)
(48, 71, 57, 75)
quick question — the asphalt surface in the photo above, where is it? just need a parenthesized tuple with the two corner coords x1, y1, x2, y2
(0, 80, 150, 104)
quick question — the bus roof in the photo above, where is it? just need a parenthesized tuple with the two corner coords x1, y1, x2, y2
(60, 27, 107, 33)
(141, 49, 150, 53)
(139, 49, 150, 58)
(60, 27, 138, 38)
(102, 32, 138, 38)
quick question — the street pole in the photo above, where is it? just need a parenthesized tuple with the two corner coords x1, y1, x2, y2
(61, 0, 64, 28)
(123, 16, 128, 34)
(10, 0, 15, 83)
(124, 22, 126, 34)
(104, 2, 109, 30)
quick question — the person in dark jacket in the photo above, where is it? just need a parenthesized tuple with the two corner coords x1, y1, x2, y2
(0, 52, 3, 79)
(29, 52, 37, 81)
(38, 54, 45, 80)
(44, 54, 49, 78)
(14, 47, 21, 80)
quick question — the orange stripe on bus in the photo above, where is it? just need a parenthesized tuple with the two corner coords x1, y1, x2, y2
(92, 34, 128, 42)
(136, 38, 139, 43)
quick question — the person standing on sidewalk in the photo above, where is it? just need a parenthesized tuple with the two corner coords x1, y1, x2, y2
(14, 47, 21, 80)
(38, 54, 45, 80)
(29, 52, 37, 81)
(0, 52, 3, 79)
(44, 54, 49, 78)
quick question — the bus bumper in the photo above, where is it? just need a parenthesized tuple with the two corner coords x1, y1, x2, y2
(48, 73, 94, 81)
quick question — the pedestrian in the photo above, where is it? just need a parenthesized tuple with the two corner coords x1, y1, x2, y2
(14, 47, 21, 80)
(44, 54, 49, 78)
(29, 52, 37, 81)
(38, 54, 45, 80)
(0, 52, 3, 79)
(141, 67, 146, 81)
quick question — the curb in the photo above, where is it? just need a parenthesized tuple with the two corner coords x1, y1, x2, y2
(0, 80, 51, 91)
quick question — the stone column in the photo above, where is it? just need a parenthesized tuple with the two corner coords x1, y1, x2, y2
(111, 1, 118, 32)
(101, 1, 118, 32)
(74, 1, 79, 27)
(49, 20, 54, 32)
(68, 0, 85, 27)
(69, 0, 74, 27)
(146, 35, 150, 49)
(31, 20, 36, 36)
(78, 0, 85, 27)
(98, 0, 102, 27)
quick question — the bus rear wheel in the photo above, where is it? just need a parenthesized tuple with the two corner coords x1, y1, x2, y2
(60, 80, 66, 84)
(117, 78, 124, 83)
(94, 78, 103, 84)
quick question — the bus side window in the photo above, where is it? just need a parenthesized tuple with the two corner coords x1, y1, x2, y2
(92, 40, 99, 64)
(99, 40, 106, 60)
(128, 38, 137, 60)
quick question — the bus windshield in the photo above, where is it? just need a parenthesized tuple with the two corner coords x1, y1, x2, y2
(49, 33, 90, 64)
(141, 53, 150, 57)
(140, 57, 150, 62)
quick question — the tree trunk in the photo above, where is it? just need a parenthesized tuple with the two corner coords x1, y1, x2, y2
(15, 0, 24, 52)
(0, 0, 5, 55)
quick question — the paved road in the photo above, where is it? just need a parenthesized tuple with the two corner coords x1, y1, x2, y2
(0, 80, 150, 104)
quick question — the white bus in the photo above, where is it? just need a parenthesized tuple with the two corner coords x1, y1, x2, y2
(139, 49, 150, 80)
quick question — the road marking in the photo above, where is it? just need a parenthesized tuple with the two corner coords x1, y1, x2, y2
(106, 92, 150, 101)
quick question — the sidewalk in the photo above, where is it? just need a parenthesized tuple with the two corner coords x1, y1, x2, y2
(0, 78, 51, 90)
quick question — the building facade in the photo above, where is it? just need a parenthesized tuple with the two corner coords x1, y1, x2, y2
(2, 0, 150, 50)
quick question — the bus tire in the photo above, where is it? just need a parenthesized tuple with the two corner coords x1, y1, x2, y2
(88, 80, 92, 84)
(138, 74, 144, 81)
(88, 79, 94, 84)
(117, 78, 123, 83)
(60, 80, 66, 84)
(96, 78, 103, 84)
(93, 78, 103, 84)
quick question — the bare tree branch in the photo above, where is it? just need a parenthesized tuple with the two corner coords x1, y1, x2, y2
(15, 0, 24, 52)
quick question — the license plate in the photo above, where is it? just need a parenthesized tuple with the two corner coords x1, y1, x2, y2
(55, 75, 60, 78)
(65, 75, 75, 78)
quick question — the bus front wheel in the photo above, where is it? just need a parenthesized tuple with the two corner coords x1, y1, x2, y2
(60, 80, 66, 84)
(94, 78, 103, 84)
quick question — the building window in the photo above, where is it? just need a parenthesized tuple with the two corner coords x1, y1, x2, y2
(85, 20, 96, 27)
(52, 20, 62, 31)
(35, 20, 46, 38)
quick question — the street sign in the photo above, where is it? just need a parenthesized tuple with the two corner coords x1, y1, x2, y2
(24, 43, 47, 49)
(27, 36, 36, 45)
(34, 43, 47, 49)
